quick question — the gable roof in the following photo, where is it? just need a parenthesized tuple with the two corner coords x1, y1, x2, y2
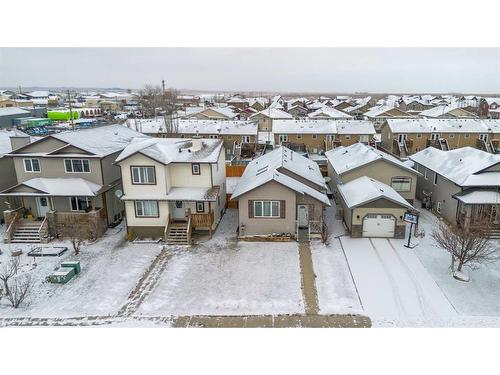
(250, 108, 293, 119)
(0, 177, 102, 197)
(385, 118, 500, 134)
(338, 176, 413, 209)
(115, 137, 223, 165)
(231, 147, 330, 205)
(325, 143, 418, 176)
(364, 105, 411, 118)
(308, 107, 352, 119)
(419, 105, 477, 118)
(409, 147, 500, 185)
(10, 124, 147, 158)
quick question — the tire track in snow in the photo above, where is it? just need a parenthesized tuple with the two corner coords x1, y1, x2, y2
(386, 239, 433, 319)
(369, 238, 408, 320)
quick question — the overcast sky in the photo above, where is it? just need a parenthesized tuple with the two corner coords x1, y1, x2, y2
(1, 48, 499, 93)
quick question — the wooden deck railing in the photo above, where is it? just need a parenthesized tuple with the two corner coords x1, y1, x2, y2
(4, 209, 22, 244)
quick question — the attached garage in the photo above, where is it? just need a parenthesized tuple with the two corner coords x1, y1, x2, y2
(338, 176, 415, 239)
(362, 214, 396, 238)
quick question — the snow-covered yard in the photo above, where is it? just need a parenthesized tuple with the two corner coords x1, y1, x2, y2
(0, 223, 160, 318)
(414, 209, 500, 318)
(138, 209, 305, 316)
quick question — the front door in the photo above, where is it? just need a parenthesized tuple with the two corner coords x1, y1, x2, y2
(479, 133, 489, 142)
(173, 201, 186, 220)
(297, 205, 309, 228)
(431, 133, 440, 141)
(36, 197, 50, 217)
(398, 134, 407, 144)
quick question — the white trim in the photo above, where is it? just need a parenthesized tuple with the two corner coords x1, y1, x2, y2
(64, 159, 91, 173)
(23, 158, 41, 173)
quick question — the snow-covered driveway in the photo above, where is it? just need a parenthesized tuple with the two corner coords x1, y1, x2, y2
(340, 236, 457, 326)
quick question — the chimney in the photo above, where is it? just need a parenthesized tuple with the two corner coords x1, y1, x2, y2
(191, 137, 203, 152)
(10, 135, 30, 151)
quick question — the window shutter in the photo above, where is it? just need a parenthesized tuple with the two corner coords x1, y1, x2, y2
(248, 200, 254, 218)
(280, 200, 286, 218)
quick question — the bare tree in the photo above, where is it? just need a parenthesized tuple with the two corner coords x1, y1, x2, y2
(0, 257, 20, 298)
(137, 84, 179, 119)
(432, 221, 500, 277)
(5, 274, 32, 308)
(60, 216, 86, 255)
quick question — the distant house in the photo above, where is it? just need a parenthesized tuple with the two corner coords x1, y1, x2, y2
(419, 105, 477, 119)
(0, 125, 145, 243)
(380, 118, 500, 158)
(115, 137, 226, 244)
(410, 147, 500, 234)
(364, 105, 413, 130)
(249, 107, 293, 131)
(231, 147, 330, 241)
(272, 119, 375, 153)
(189, 106, 240, 120)
(307, 107, 352, 119)
(287, 105, 309, 118)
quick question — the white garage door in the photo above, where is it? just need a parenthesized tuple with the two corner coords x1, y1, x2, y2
(362, 214, 395, 238)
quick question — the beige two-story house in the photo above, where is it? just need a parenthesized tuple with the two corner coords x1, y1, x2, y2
(115, 137, 226, 244)
(0, 125, 145, 243)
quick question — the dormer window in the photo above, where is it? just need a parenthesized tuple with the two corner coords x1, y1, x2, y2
(192, 163, 200, 175)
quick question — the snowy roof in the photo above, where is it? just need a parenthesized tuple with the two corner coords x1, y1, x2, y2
(194, 106, 239, 119)
(325, 143, 418, 176)
(419, 105, 476, 118)
(338, 176, 413, 209)
(26, 90, 50, 98)
(462, 172, 500, 187)
(0, 107, 30, 116)
(364, 105, 410, 118)
(126, 119, 257, 136)
(115, 137, 223, 165)
(409, 147, 500, 186)
(231, 147, 330, 205)
(308, 107, 352, 119)
(385, 118, 500, 134)
(1, 177, 101, 196)
(272, 119, 375, 135)
(0, 129, 29, 157)
(47, 124, 147, 157)
(454, 189, 500, 205)
(250, 108, 293, 119)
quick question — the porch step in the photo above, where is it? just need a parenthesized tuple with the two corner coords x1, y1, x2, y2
(10, 223, 46, 243)
(166, 223, 190, 245)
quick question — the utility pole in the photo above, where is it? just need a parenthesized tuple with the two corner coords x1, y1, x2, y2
(67, 89, 74, 128)
(162, 79, 165, 94)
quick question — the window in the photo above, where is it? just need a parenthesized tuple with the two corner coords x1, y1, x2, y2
(241, 135, 250, 143)
(424, 168, 428, 180)
(196, 201, 204, 213)
(464, 133, 470, 138)
(433, 172, 438, 185)
(24, 158, 40, 172)
(279, 134, 288, 144)
(254, 201, 280, 218)
(135, 200, 159, 217)
(131, 166, 155, 184)
(345, 135, 351, 140)
(391, 177, 412, 192)
(436, 201, 442, 213)
(417, 133, 422, 138)
(312, 134, 317, 139)
(70, 196, 91, 211)
(296, 134, 302, 139)
(65, 159, 90, 173)
(192, 163, 200, 175)
(450, 133, 455, 138)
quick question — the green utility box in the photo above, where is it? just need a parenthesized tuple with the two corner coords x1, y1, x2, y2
(48, 267, 76, 284)
(60, 261, 81, 274)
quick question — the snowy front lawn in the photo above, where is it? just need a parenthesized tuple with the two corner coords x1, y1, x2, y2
(414, 209, 500, 317)
(138, 210, 305, 316)
(0, 224, 161, 318)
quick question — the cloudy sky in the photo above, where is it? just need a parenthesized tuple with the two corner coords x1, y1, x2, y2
(1, 48, 499, 93)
